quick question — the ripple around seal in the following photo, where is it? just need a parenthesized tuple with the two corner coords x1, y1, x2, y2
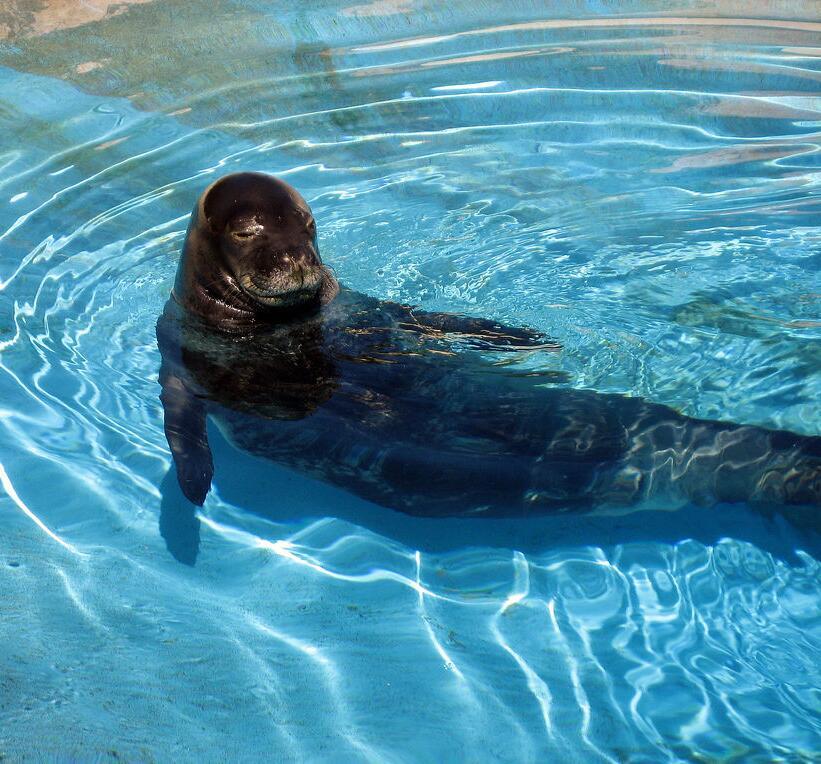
(0, 2, 820, 761)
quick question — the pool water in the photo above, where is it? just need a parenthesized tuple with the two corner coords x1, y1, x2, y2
(1, 1, 819, 760)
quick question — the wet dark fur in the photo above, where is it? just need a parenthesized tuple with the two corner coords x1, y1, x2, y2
(158, 172, 820, 529)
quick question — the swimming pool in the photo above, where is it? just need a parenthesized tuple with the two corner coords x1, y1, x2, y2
(0, 1, 819, 759)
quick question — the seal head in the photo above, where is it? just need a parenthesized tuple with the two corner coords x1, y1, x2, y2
(174, 172, 338, 330)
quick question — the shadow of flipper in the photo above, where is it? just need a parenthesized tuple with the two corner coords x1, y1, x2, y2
(159, 467, 201, 566)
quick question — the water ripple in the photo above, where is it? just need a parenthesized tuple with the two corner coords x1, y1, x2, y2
(0, 3, 819, 760)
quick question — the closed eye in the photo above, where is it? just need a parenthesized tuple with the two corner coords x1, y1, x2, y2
(230, 220, 264, 239)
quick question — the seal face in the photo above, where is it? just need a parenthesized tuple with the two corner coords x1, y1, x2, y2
(157, 172, 820, 524)
(204, 173, 322, 308)
(172, 171, 339, 331)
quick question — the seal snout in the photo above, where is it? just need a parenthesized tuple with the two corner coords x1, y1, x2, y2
(238, 263, 325, 307)
(232, 230, 324, 307)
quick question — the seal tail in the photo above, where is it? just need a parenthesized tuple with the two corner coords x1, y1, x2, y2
(599, 398, 817, 524)
(756, 431, 821, 508)
(643, 420, 821, 530)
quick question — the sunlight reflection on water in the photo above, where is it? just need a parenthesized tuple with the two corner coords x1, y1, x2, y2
(0, 2, 819, 760)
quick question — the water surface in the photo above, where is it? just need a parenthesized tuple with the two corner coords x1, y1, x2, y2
(0, 2, 819, 760)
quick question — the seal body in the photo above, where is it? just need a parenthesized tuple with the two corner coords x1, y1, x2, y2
(158, 172, 820, 523)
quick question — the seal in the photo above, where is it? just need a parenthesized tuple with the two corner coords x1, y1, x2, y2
(157, 172, 820, 524)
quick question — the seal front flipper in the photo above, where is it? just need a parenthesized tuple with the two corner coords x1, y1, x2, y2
(159, 369, 213, 505)
(396, 306, 560, 351)
(157, 309, 214, 505)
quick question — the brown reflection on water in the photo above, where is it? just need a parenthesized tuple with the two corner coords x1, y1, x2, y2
(701, 98, 821, 120)
(0, 0, 154, 39)
(652, 140, 820, 174)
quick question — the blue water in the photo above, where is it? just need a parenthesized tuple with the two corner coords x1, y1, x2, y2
(1, 2, 819, 760)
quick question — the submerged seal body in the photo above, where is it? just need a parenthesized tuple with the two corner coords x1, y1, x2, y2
(157, 172, 820, 524)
